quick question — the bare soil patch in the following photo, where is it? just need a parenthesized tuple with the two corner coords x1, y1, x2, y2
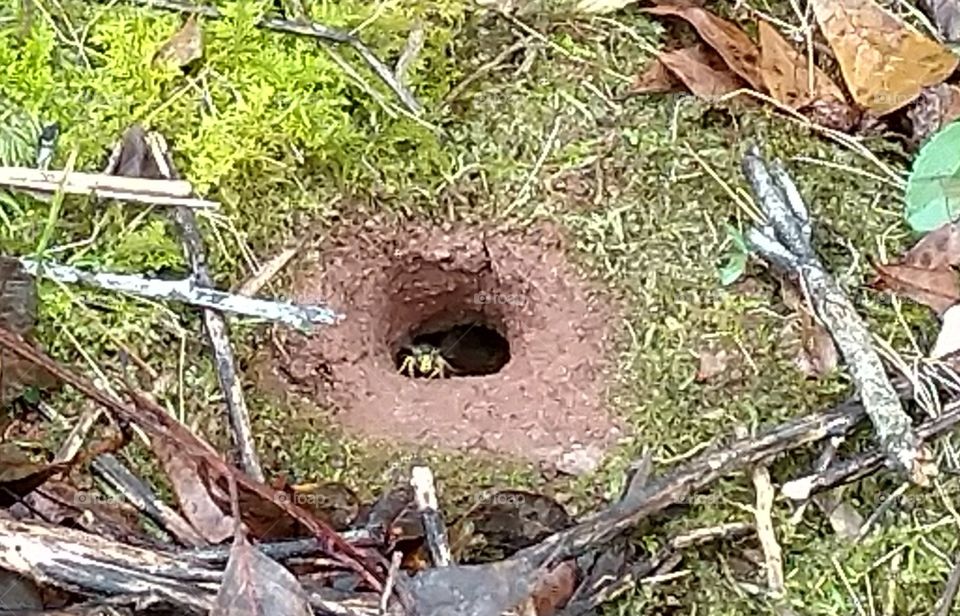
(265, 220, 624, 468)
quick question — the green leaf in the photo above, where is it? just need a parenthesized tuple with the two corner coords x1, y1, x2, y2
(905, 121, 960, 232)
(718, 253, 746, 286)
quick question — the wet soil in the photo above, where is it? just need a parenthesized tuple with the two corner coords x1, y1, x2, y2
(264, 220, 624, 469)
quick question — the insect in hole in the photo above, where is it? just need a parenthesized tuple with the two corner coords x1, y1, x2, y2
(397, 343, 457, 379)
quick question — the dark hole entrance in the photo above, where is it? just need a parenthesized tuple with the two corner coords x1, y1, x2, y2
(394, 323, 511, 379)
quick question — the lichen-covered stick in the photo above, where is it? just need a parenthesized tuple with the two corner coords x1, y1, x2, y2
(740, 145, 935, 486)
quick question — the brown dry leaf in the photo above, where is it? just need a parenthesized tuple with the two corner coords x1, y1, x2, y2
(213, 533, 312, 616)
(627, 58, 681, 96)
(908, 84, 960, 147)
(872, 262, 960, 313)
(658, 45, 747, 100)
(644, 3, 764, 89)
(153, 14, 203, 68)
(903, 220, 960, 269)
(780, 281, 838, 378)
(529, 560, 578, 616)
(152, 436, 234, 543)
(811, 0, 959, 115)
(0, 257, 55, 404)
(795, 311, 839, 378)
(696, 347, 733, 381)
(757, 20, 847, 109)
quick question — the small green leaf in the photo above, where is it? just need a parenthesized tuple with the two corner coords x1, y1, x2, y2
(906, 121, 960, 232)
(718, 253, 746, 286)
(724, 223, 747, 253)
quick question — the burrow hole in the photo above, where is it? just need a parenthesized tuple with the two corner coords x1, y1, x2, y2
(393, 322, 511, 378)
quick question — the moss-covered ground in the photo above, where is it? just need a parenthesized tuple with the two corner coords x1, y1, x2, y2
(2, 0, 958, 613)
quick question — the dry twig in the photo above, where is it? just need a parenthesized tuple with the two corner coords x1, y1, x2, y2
(741, 145, 934, 485)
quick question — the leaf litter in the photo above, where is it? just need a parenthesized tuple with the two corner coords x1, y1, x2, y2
(632, 0, 958, 133)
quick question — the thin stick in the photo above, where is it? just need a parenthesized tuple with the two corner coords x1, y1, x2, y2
(934, 557, 960, 616)
(120, 0, 421, 115)
(144, 128, 264, 482)
(379, 551, 403, 614)
(0, 166, 217, 208)
(18, 258, 342, 330)
(752, 462, 785, 596)
(37, 402, 207, 547)
(410, 466, 451, 567)
(235, 244, 301, 297)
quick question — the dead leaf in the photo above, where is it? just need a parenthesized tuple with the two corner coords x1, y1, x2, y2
(0, 443, 66, 507)
(757, 20, 847, 110)
(871, 262, 960, 314)
(213, 533, 312, 616)
(933, 303, 960, 358)
(658, 45, 747, 100)
(921, 0, 960, 42)
(626, 58, 681, 96)
(152, 436, 234, 544)
(907, 84, 960, 147)
(794, 311, 839, 378)
(288, 481, 360, 530)
(153, 14, 203, 68)
(696, 342, 738, 382)
(811, 0, 959, 115)
(0, 257, 54, 404)
(644, 3, 764, 89)
(903, 220, 960, 269)
(528, 560, 578, 616)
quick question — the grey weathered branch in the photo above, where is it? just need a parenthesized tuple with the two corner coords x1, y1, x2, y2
(18, 258, 341, 330)
(740, 145, 934, 485)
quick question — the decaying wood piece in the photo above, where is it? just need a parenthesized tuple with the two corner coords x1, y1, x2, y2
(740, 145, 934, 485)
(0, 166, 218, 208)
(0, 516, 400, 616)
(18, 258, 341, 329)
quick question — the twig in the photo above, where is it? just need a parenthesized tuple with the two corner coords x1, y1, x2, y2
(741, 145, 933, 485)
(0, 327, 390, 598)
(784, 398, 960, 498)
(394, 21, 424, 87)
(0, 516, 396, 615)
(235, 243, 302, 297)
(934, 556, 960, 616)
(37, 402, 207, 547)
(379, 551, 403, 614)
(410, 466, 451, 567)
(119, 0, 422, 115)
(18, 257, 342, 330)
(751, 457, 785, 596)
(142, 127, 264, 482)
(0, 166, 217, 208)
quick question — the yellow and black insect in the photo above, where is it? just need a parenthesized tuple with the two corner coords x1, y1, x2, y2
(397, 343, 455, 379)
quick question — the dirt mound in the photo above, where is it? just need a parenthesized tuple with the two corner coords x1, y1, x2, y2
(266, 220, 624, 469)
